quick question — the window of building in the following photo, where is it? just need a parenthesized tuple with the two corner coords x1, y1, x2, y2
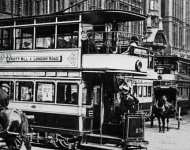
(0, 28, 13, 50)
(0, 0, 6, 11)
(23, 0, 33, 16)
(36, 25, 55, 49)
(15, 27, 33, 50)
(0, 81, 14, 101)
(35, 0, 49, 15)
(49, 0, 65, 13)
(57, 82, 78, 105)
(57, 24, 78, 48)
(15, 81, 34, 102)
(149, 0, 157, 10)
(36, 82, 55, 103)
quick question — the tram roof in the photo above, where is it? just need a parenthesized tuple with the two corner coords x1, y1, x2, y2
(57, 10, 146, 24)
(0, 10, 146, 25)
(82, 68, 147, 76)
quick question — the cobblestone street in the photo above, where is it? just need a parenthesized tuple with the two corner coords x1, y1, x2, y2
(1, 112, 190, 150)
(145, 111, 190, 150)
(30, 111, 190, 150)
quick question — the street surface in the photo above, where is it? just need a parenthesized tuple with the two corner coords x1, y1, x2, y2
(145, 111, 190, 150)
(1, 111, 190, 150)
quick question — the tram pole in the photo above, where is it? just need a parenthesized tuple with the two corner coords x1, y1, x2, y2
(100, 82, 104, 145)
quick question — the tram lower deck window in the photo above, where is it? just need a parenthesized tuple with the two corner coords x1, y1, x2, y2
(36, 82, 55, 103)
(16, 81, 34, 101)
(57, 83, 78, 105)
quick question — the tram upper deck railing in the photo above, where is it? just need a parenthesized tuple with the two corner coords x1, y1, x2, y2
(63, 0, 144, 16)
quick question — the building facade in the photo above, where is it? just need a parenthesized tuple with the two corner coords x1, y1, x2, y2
(143, 0, 168, 55)
(161, 0, 190, 58)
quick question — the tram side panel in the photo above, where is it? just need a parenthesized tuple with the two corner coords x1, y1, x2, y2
(0, 78, 94, 142)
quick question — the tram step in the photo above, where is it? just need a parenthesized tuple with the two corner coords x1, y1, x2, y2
(80, 142, 122, 150)
(84, 133, 122, 145)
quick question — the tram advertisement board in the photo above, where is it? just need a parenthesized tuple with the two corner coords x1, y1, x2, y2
(0, 49, 80, 68)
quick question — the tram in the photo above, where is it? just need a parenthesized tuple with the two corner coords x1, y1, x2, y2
(154, 56, 190, 114)
(0, 1, 156, 149)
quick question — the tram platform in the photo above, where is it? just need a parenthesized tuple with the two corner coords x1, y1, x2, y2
(80, 133, 148, 150)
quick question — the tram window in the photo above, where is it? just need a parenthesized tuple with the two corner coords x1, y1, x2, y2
(0, 81, 14, 101)
(0, 28, 13, 50)
(93, 85, 101, 105)
(142, 86, 147, 97)
(82, 86, 93, 105)
(15, 27, 33, 50)
(138, 86, 142, 97)
(16, 81, 34, 102)
(133, 85, 137, 96)
(57, 83, 78, 105)
(148, 86, 152, 97)
(36, 82, 55, 103)
(57, 24, 78, 48)
(36, 25, 55, 49)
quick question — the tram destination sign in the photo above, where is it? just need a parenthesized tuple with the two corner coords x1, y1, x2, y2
(6, 55, 61, 62)
(0, 49, 80, 68)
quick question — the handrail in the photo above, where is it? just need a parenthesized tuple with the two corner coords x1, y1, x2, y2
(60, 0, 144, 15)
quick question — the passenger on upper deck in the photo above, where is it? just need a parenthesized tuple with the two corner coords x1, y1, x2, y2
(82, 31, 97, 54)
(122, 36, 139, 54)
(23, 41, 31, 49)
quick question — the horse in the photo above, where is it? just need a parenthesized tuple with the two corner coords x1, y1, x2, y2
(151, 95, 175, 132)
(0, 108, 31, 150)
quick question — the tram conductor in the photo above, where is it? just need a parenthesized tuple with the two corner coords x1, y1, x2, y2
(119, 82, 139, 114)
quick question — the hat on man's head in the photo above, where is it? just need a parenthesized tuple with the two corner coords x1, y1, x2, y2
(1, 83, 10, 93)
(122, 84, 130, 91)
(119, 82, 131, 92)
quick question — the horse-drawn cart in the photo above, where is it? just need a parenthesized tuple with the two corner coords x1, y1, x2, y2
(150, 86, 181, 132)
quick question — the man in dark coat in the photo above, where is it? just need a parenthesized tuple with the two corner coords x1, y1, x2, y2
(119, 83, 139, 114)
(0, 83, 10, 110)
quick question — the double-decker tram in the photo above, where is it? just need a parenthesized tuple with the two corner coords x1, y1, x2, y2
(0, 2, 155, 149)
(154, 56, 190, 114)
